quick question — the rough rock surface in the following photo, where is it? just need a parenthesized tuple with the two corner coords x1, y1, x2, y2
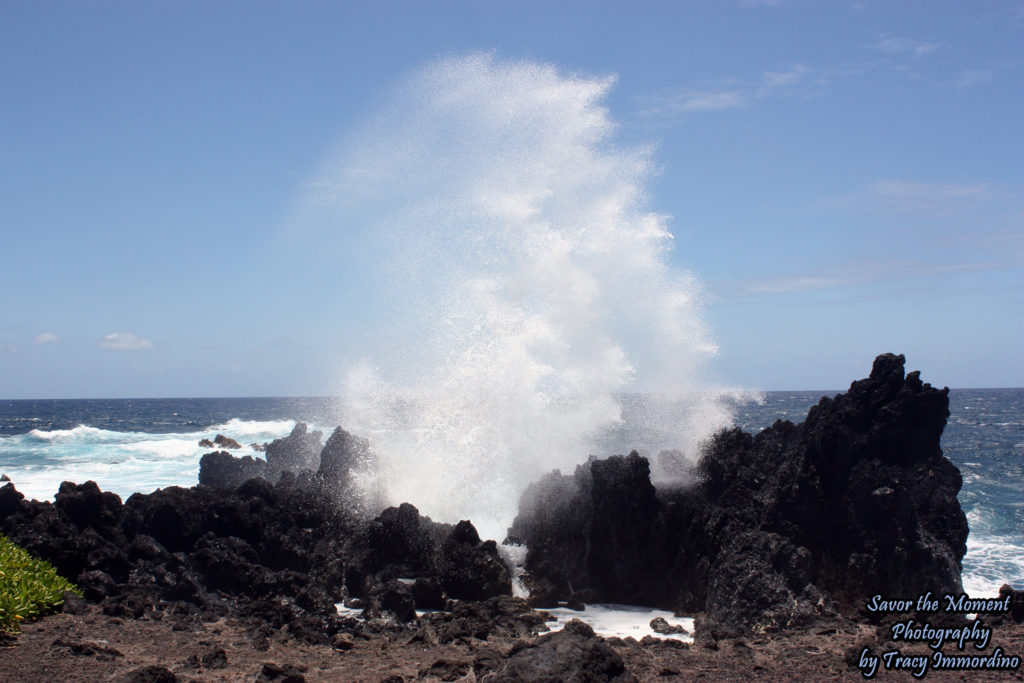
(0, 350, 976, 678)
(510, 354, 969, 637)
(198, 450, 267, 488)
(482, 618, 636, 682)
(213, 434, 243, 449)
(265, 423, 324, 481)
(7, 600, 1024, 682)
(0, 478, 509, 640)
(316, 427, 384, 511)
(0, 413, 512, 631)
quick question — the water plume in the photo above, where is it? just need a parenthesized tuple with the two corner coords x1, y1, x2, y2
(299, 53, 735, 538)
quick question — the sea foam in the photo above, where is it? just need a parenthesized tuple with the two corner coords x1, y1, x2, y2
(0, 419, 300, 502)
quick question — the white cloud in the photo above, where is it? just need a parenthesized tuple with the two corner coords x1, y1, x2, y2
(33, 332, 58, 345)
(760, 65, 810, 89)
(732, 261, 1001, 297)
(954, 69, 994, 89)
(100, 332, 155, 351)
(637, 88, 747, 117)
(746, 274, 853, 295)
(871, 37, 942, 59)
(868, 180, 994, 208)
(637, 33, 950, 124)
(638, 64, 818, 120)
(820, 181, 999, 215)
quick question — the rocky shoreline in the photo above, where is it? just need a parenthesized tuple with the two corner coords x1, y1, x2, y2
(4, 588, 1024, 681)
(510, 353, 970, 636)
(3, 354, 1023, 681)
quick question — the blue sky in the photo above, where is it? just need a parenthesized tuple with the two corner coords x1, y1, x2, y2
(1, 0, 1021, 398)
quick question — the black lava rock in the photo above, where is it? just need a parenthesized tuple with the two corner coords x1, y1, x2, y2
(511, 354, 969, 637)
(198, 451, 267, 489)
(265, 423, 323, 481)
(482, 624, 636, 682)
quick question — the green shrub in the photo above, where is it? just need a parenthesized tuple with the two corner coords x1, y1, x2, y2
(0, 534, 81, 634)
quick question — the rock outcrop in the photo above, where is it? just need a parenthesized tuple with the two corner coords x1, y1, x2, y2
(0, 478, 510, 640)
(265, 423, 323, 481)
(198, 435, 243, 450)
(198, 424, 385, 514)
(510, 354, 969, 637)
(198, 451, 267, 489)
(315, 427, 384, 511)
(0, 353, 972, 646)
(213, 434, 242, 449)
(198, 423, 327, 490)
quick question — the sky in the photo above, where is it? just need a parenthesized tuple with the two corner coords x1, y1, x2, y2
(1, 0, 1022, 398)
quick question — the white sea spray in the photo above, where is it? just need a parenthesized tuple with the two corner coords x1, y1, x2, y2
(297, 54, 739, 538)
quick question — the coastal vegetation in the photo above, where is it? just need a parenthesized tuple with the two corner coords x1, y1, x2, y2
(0, 534, 79, 634)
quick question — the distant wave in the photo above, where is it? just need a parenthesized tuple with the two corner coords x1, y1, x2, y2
(17, 419, 298, 445)
(0, 417, 301, 502)
(27, 425, 109, 442)
(207, 418, 296, 437)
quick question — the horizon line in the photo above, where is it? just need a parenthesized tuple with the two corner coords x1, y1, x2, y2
(3, 386, 1022, 402)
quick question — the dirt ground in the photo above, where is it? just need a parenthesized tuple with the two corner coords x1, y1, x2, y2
(3, 605, 1024, 682)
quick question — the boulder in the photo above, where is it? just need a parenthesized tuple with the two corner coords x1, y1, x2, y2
(213, 434, 242, 449)
(343, 504, 512, 609)
(416, 596, 551, 645)
(650, 617, 687, 635)
(346, 503, 440, 583)
(440, 521, 513, 601)
(377, 579, 417, 622)
(116, 666, 179, 683)
(481, 620, 636, 682)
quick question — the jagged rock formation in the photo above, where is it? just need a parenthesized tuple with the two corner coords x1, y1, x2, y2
(510, 354, 969, 637)
(8, 418, 497, 630)
(199, 425, 384, 515)
(316, 427, 383, 512)
(0, 353, 972, 646)
(0, 476, 511, 638)
(198, 451, 267, 489)
(265, 423, 323, 481)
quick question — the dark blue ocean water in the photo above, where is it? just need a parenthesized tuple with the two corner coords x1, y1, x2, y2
(1, 390, 1021, 596)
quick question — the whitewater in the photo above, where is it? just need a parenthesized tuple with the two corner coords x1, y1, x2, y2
(1, 390, 1022, 601)
(2, 55, 1021, 602)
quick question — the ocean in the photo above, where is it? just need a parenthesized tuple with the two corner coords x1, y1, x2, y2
(1, 389, 1021, 599)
